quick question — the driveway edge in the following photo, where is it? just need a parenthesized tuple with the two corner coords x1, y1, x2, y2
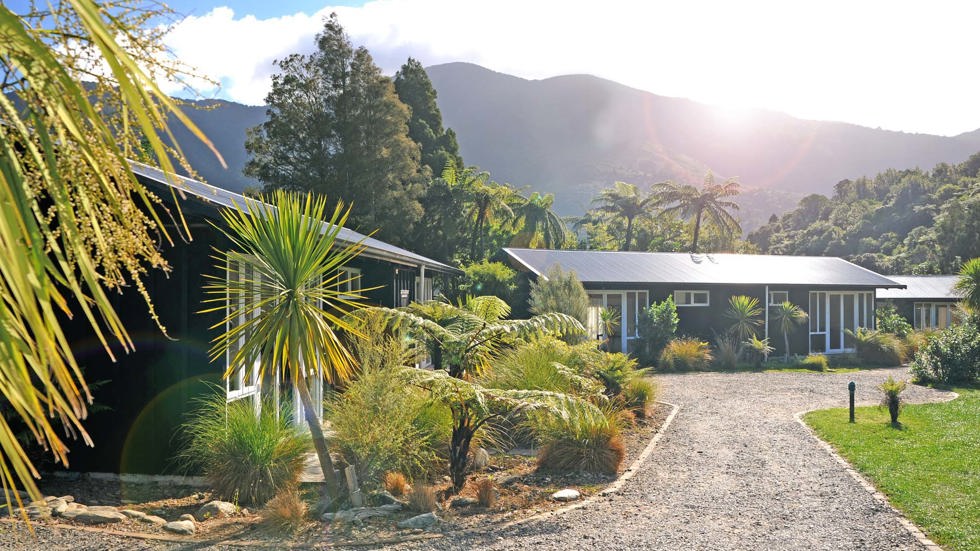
(794, 409, 943, 551)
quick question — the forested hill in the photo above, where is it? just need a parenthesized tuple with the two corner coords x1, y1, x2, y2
(747, 154, 980, 274)
(426, 63, 980, 225)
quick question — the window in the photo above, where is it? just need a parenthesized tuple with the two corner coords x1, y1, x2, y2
(769, 290, 788, 305)
(337, 267, 361, 299)
(226, 257, 261, 403)
(914, 302, 955, 330)
(585, 291, 648, 353)
(674, 290, 709, 307)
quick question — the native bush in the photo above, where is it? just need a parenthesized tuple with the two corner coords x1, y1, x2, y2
(637, 297, 679, 365)
(383, 472, 409, 497)
(261, 488, 308, 532)
(326, 367, 444, 488)
(480, 339, 604, 400)
(457, 260, 518, 304)
(876, 303, 913, 338)
(474, 477, 497, 507)
(528, 266, 589, 327)
(176, 389, 311, 506)
(659, 338, 713, 371)
(620, 377, 656, 417)
(909, 323, 980, 384)
(903, 330, 932, 359)
(848, 328, 907, 366)
(799, 354, 830, 372)
(592, 352, 640, 397)
(532, 403, 625, 475)
(743, 336, 774, 369)
(878, 376, 908, 426)
(408, 484, 439, 513)
(712, 335, 739, 370)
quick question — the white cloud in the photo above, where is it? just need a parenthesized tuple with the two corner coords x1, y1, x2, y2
(162, 0, 980, 136)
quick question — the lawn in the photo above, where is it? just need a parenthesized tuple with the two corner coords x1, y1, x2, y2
(803, 388, 979, 551)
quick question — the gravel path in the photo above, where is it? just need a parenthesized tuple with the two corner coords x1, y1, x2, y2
(0, 367, 956, 550)
(397, 367, 955, 550)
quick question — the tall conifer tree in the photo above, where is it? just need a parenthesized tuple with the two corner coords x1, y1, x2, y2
(394, 58, 463, 176)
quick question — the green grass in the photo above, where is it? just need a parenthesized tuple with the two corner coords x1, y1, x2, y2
(803, 388, 979, 550)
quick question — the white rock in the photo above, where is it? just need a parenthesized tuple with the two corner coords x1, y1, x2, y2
(178, 513, 196, 523)
(163, 519, 196, 535)
(140, 515, 168, 526)
(74, 506, 127, 524)
(472, 447, 490, 470)
(120, 509, 146, 519)
(397, 512, 439, 529)
(195, 500, 237, 521)
(551, 489, 581, 502)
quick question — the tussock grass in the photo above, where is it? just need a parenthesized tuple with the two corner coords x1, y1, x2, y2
(261, 488, 308, 532)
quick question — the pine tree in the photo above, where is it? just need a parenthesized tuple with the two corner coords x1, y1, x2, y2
(244, 14, 424, 243)
(394, 58, 464, 176)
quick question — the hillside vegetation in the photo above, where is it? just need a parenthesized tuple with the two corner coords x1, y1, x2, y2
(748, 153, 980, 273)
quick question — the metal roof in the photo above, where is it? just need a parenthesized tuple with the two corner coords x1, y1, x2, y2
(504, 248, 904, 288)
(130, 162, 460, 274)
(876, 276, 962, 300)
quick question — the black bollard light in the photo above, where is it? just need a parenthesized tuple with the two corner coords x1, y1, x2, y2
(848, 381, 856, 423)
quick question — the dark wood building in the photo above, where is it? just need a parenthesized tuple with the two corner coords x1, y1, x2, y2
(505, 248, 904, 357)
(65, 164, 459, 475)
(876, 276, 963, 330)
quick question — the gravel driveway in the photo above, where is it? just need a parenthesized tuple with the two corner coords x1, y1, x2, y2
(0, 367, 955, 550)
(399, 367, 955, 550)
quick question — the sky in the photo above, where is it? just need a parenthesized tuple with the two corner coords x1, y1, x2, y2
(128, 1, 980, 136)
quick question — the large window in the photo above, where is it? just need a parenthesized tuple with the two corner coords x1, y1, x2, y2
(913, 302, 955, 330)
(808, 291, 874, 354)
(226, 257, 261, 405)
(674, 290, 709, 307)
(586, 290, 649, 353)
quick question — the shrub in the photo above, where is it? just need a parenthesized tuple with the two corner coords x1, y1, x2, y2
(326, 367, 443, 489)
(592, 352, 639, 397)
(474, 477, 497, 508)
(480, 339, 604, 400)
(408, 484, 439, 513)
(712, 335, 738, 371)
(743, 336, 774, 368)
(457, 260, 517, 304)
(620, 377, 656, 417)
(261, 488, 308, 532)
(637, 297, 679, 365)
(799, 354, 829, 372)
(176, 389, 311, 506)
(659, 338, 713, 371)
(910, 323, 980, 384)
(528, 266, 589, 327)
(383, 472, 409, 497)
(532, 403, 625, 474)
(876, 302, 913, 337)
(878, 376, 907, 426)
(849, 328, 907, 366)
(903, 330, 932, 359)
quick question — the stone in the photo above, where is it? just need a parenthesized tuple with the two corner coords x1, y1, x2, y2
(195, 500, 237, 521)
(551, 489, 581, 502)
(163, 520, 196, 535)
(60, 495, 75, 503)
(472, 447, 490, 471)
(74, 506, 127, 524)
(397, 512, 439, 530)
(139, 515, 168, 527)
(120, 509, 146, 519)
(451, 497, 479, 508)
(51, 500, 69, 517)
(179, 513, 196, 523)
(374, 491, 406, 506)
(328, 506, 400, 524)
(59, 502, 88, 520)
(26, 506, 51, 520)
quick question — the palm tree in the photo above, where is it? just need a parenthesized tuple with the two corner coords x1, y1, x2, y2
(724, 296, 763, 358)
(0, 1, 218, 508)
(513, 191, 568, 249)
(592, 181, 655, 251)
(444, 164, 516, 260)
(367, 297, 584, 380)
(203, 192, 366, 507)
(771, 301, 808, 362)
(953, 257, 980, 312)
(651, 172, 742, 252)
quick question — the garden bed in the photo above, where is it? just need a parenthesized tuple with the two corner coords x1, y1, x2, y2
(16, 402, 670, 548)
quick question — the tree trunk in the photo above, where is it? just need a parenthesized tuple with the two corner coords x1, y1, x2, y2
(784, 331, 791, 363)
(888, 399, 900, 425)
(691, 209, 704, 252)
(448, 422, 474, 494)
(624, 216, 634, 251)
(297, 378, 342, 507)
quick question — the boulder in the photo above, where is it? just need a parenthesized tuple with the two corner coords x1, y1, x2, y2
(178, 513, 196, 523)
(397, 512, 439, 530)
(195, 500, 237, 521)
(25, 506, 51, 520)
(450, 497, 479, 508)
(471, 447, 490, 471)
(74, 506, 127, 524)
(59, 502, 87, 520)
(551, 489, 581, 502)
(140, 515, 168, 527)
(120, 509, 146, 520)
(163, 520, 196, 535)
(47, 499, 68, 516)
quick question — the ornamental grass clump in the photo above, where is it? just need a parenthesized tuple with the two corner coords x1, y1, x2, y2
(799, 354, 829, 372)
(261, 487, 309, 532)
(712, 335, 739, 371)
(480, 339, 604, 400)
(848, 328, 907, 366)
(408, 483, 439, 513)
(877, 376, 907, 426)
(474, 477, 497, 508)
(176, 389, 311, 506)
(659, 338, 713, 371)
(532, 403, 625, 475)
(383, 472, 409, 497)
(620, 377, 656, 417)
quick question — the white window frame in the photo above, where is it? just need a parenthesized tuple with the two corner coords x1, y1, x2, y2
(415, 276, 434, 302)
(769, 290, 789, 306)
(226, 256, 261, 406)
(586, 290, 649, 352)
(674, 290, 710, 307)
(337, 267, 361, 300)
(808, 291, 874, 354)
(913, 302, 955, 330)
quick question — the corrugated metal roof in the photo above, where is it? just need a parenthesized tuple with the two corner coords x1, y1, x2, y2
(130, 162, 460, 274)
(504, 248, 904, 288)
(876, 276, 962, 300)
